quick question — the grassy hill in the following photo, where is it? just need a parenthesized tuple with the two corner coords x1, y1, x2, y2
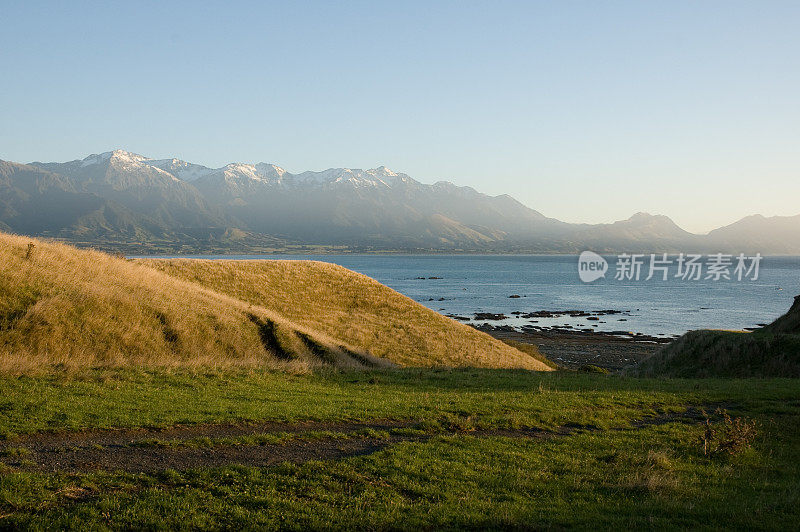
(0, 232, 549, 373)
(631, 296, 800, 378)
(761, 295, 800, 334)
(139, 258, 549, 368)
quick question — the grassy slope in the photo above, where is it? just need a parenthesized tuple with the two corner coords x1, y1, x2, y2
(140, 258, 548, 369)
(762, 295, 800, 334)
(0, 370, 798, 529)
(0, 232, 391, 373)
(632, 330, 800, 378)
(0, 232, 547, 372)
(633, 295, 800, 378)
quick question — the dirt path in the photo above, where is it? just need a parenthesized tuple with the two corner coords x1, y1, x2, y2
(7, 436, 407, 474)
(2, 419, 414, 450)
(0, 412, 704, 474)
(0, 420, 553, 473)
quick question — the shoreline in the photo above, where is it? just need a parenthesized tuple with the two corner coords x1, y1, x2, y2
(474, 323, 667, 371)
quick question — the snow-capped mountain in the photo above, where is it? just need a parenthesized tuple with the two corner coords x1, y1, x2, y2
(1, 149, 797, 253)
(30, 150, 224, 231)
(143, 157, 215, 182)
(68, 151, 414, 189)
(192, 162, 417, 191)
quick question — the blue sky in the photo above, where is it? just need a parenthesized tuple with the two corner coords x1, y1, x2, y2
(1, 1, 798, 233)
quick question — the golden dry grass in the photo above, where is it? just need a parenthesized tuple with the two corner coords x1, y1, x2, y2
(140, 258, 550, 369)
(0, 232, 550, 373)
(0, 233, 387, 374)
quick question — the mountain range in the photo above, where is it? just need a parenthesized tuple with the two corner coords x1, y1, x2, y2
(1, 149, 798, 254)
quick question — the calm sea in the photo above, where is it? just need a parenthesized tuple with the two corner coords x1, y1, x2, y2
(139, 254, 800, 338)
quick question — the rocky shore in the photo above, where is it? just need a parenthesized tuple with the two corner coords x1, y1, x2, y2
(444, 308, 674, 371)
(479, 324, 663, 371)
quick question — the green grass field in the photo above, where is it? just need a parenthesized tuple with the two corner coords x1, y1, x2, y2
(1, 369, 798, 530)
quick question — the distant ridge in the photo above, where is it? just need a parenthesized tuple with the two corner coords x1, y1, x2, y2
(0, 150, 796, 253)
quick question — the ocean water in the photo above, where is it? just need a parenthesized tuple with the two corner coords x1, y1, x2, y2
(141, 254, 800, 337)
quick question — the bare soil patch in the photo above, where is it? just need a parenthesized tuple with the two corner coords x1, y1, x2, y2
(0, 411, 707, 474)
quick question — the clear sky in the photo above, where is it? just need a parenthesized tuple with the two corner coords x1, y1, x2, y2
(2, 1, 798, 233)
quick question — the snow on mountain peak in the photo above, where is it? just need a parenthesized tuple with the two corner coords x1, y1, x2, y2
(144, 158, 214, 182)
(281, 166, 414, 188)
(79, 149, 148, 167)
(255, 163, 287, 178)
(219, 163, 287, 183)
(80, 153, 110, 167)
(111, 149, 145, 158)
(373, 165, 397, 176)
(74, 151, 417, 189)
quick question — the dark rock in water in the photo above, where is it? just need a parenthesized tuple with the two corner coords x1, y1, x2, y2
(474, 312, 508, 321)
(445, 314, 471, 321)
(516, 309, 629, 320)
(522, 310, 556, 318)
(508, 294, 522, 298)
(586, 317, 599, 321)
(618, 318, 627, 321)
